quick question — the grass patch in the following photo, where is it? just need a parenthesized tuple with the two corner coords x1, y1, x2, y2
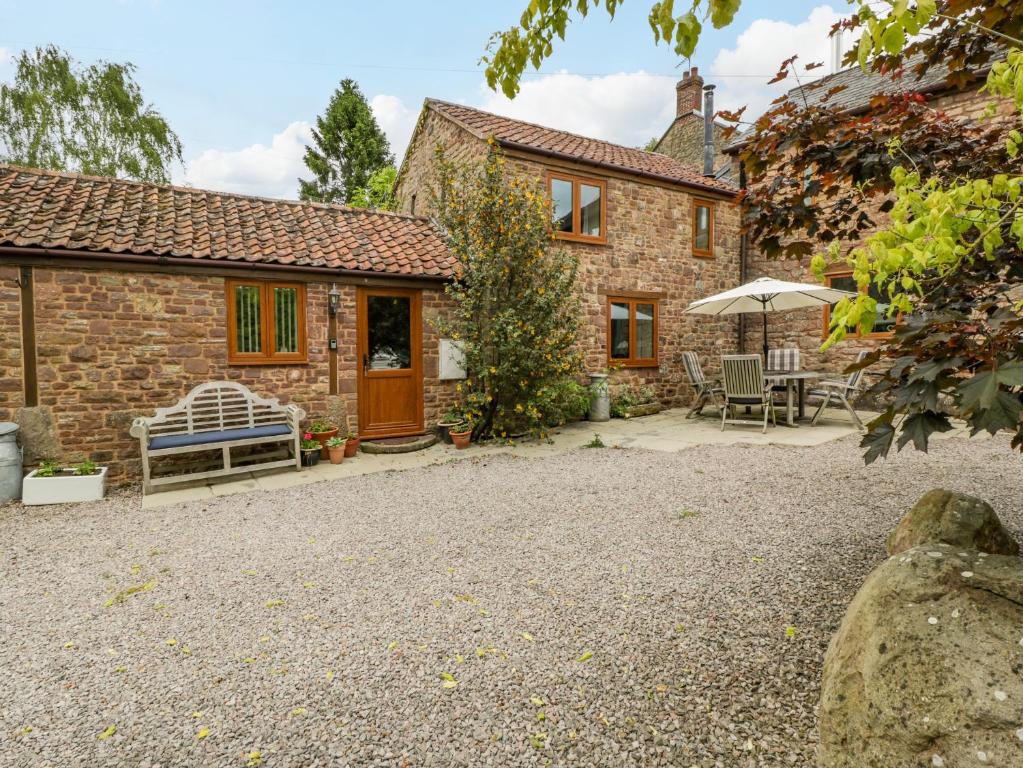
(582, 434, 606, 449)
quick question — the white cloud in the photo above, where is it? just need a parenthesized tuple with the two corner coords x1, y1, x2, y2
(371, 94, 417, 163)
(711, 4, 847, 121)
(177, 121, 313, 199)
(176, 93, 417, 199)
(480, 71, 677, 150)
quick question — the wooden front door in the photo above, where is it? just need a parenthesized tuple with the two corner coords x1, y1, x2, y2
(356, 287, 424, 439)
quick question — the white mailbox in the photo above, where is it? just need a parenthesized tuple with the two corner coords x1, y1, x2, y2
(439, 339, 467, 380)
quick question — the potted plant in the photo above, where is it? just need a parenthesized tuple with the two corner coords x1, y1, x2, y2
(448, 422, 472, 450)
(325, 435, 347, 465)
(308, 420, 339, 459)
(437, 406, 463, 445)
(341, 431, 360, 458)
(300, 433, 321, 467)
(23, 458, 108, 506)
(610, 386, 662, 419)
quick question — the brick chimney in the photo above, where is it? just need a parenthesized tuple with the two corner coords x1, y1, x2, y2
(676, 67, 704, 117)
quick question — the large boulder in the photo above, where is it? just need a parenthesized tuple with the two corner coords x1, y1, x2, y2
(886, 489, 1019, 557)
(818, 543, 1023, 767)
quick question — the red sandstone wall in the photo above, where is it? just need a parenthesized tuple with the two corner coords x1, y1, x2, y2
(395, 110, 744, 408)
(2, 265, 456, 483)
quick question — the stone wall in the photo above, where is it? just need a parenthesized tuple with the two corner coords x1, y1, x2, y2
(395, 108, 486, 217)
(653, 115, 730, 176)
(0, 265, 457, 483)
(396, 108, 743, 407)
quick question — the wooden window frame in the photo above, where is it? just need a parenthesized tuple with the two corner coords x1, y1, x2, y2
(547, 171, 608, 245)
(692, 198, 715, 258)
(226, 279, 308, 365)
(822, 271, 896, 340)
(606, 295, 659, 368)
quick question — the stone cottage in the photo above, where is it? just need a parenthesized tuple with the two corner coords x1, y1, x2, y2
(394, 98, 742, 403)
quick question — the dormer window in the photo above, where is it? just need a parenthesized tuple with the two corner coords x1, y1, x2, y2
(547, 172, 606, 244)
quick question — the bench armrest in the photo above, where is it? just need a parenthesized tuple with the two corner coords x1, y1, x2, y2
(285, 403, 306, 428)
(129, 417, 150, 440)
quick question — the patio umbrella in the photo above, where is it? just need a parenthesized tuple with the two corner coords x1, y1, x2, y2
(684, 276, 857, 360)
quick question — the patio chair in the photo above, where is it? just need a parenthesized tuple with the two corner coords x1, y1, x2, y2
(681, 351, 723, 418)
(720, 354, 776, 433)
(807, 350, 868, 431)
(766, 347, 800, 403)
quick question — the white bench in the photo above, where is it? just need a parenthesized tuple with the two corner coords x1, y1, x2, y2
(130, 381, 306, 494)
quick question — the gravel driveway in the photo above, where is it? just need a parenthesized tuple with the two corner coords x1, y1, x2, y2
(3, 435, 1021, 767)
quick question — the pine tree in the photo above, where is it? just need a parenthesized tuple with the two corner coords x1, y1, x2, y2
(298, 79, 393, 204)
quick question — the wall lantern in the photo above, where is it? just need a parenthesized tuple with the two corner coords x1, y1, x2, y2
(327, 283, 341, 317)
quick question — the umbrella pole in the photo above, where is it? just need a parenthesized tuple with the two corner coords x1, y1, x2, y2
(762, 312, 769, 361)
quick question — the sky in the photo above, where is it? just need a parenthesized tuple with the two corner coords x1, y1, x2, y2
(0, 1, 853, 199)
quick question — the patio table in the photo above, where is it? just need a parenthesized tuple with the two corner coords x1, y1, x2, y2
(765, 370, 828, 426)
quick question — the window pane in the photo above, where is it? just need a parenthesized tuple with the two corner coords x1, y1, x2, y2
(551, 178, 574, 233)
(610, 302, 631, 359)
(694, 205, 711, 251)
(367, 295, 411, 369)
(580, 183, 601, 237)
(274, 287, 299, 353)
(868, 282, 897, 333)
(829, 275, 857, 294)
(234, 285, 262, 353)
(635, 303, 654, 359)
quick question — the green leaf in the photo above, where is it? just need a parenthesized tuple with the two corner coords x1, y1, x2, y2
(861, 420, 895, 464)
(996, 362, 1023, 387)
(897, 411, 953, 452)
(972, 391, 1023, 435)
(98, 724, 117, 741)
(577, 650, 593, 662)
(957, 372, 999, 411)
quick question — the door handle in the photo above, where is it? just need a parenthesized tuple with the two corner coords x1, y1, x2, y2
(362, 353, 369, 372)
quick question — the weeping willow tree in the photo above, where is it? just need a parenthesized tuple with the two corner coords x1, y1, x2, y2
(0, 45, 182, 182)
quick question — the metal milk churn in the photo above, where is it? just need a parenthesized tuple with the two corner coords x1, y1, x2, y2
(588, 373, 610, 422)
(0, 422, 23, 503)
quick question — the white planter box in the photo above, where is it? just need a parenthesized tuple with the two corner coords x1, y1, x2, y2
(22, 466, 108, 506)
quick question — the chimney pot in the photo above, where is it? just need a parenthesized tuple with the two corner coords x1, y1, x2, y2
(675, 67, 704, 118)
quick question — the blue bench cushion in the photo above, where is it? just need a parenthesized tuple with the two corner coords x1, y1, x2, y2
(149, 424, 292, 450)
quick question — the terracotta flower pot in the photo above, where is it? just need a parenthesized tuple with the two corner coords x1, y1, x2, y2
(343, 437, 360, 458)
(309, 427, 339, 459)
(327, 444, 346, 465)
(449, 429, 471, 450)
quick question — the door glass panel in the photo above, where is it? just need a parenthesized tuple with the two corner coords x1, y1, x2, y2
(580, 183, 601, 237)
(273, 286, 299, 353)
(367, 295, 411, 369)
(234, 285, 262, 353)
(694, 205, 711, 251)
(610, 301, 630, 359)
(551, 178, 574, 233)
(635, 303, 654, 359)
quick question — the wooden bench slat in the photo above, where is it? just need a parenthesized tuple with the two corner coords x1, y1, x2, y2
(129, 381, 306, 495)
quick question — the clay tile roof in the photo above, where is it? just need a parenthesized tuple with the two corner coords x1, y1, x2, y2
(426, 99, 737, 195)
(0, 164, 455, 278)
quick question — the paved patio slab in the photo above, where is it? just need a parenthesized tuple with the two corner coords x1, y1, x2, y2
(139, 407, 884, 509)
